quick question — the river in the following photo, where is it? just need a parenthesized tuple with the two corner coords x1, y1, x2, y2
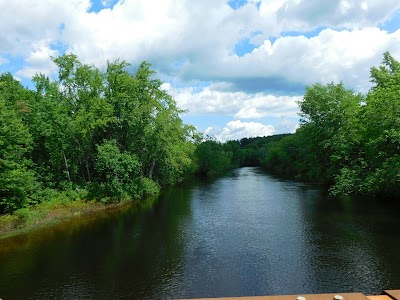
(1, 167, 400, 299)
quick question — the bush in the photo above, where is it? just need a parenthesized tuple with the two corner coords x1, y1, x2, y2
(94, 140, 141, 199)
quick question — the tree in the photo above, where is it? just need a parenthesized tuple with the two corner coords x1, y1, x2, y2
(263, 52, 399, 199)
(0, 99, 36, 212)
(355, 52, 400, 196)
(328, 53, 400, 197)
(28, 54, 195, 200)
(104, 60, 195, 185)
(0, 53, 199, 211)
(94, 140, 141, 200)
(194, 140, 232, 177)
(298, 82, 363, 182)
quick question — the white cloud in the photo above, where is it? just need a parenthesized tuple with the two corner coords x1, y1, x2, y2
(16, 44, 59, 79)
(101, 0, 115, 7)
(165, 84, 245, 115)
(164, 83, 301, 118)
(259, 0, 286, 15)
(206, 120, 275, 142)
(4, 0, 400, 91)
(0, 56, 9, 65)
(1, 0, 400, 139)
(0, 0, 89, 56)
(274, 115, 299, 133)
(234, 94, 301, 118)
(340, 0, 351, 14)
(182, 27, 400, 94)
(269, 0, 400, 30)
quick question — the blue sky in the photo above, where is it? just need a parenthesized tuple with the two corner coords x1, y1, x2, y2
(1, 0, 400, 141)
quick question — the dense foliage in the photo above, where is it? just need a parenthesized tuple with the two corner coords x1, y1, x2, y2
(1, 52, 399, 214)
(192, 134, 289, 177)
(0, 55, 196, 213)
(264, 52, 400, 199)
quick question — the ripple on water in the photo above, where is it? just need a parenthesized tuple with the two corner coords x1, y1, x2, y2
(1, 167, 400, 299)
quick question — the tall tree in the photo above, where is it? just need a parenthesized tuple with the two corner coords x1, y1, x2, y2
(0, 99, 36, 212)
(356, 52, 400, 196)
(298, 82, 363, 182)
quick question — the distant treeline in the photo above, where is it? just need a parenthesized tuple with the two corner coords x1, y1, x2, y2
(1, 52, 399, 214)
(193, 134, 290, 177)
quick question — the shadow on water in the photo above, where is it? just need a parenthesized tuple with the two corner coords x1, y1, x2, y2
(1, 167, 400, 299)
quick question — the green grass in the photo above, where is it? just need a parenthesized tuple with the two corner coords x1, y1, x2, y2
(0, 198, 131, 239)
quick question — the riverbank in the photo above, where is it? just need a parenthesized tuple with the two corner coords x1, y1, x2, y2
(0, 198, 137, 240)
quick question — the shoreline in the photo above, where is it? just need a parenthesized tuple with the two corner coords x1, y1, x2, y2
(0, 199, 137, 242)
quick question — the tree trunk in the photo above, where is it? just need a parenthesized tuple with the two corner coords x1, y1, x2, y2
(62, 150, 71, 182)
(148, 159, 156, 179)
(85, 158, 91, 182)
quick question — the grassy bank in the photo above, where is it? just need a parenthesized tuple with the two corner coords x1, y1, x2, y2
(0, 198, 136, 240)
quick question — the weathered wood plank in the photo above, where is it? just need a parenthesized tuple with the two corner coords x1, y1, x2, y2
(174, 292, 370, 300)
(384, 290, 400, 300)
(367, 296, 393, 300)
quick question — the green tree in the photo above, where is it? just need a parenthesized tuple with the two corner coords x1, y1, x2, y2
(263, 53, 399, 199)
(0, 99, 36, 212)
(104, 60, 195, 186)
(29, 73, 74, 185)
(298, 82, 362, 182)
(0, 53, 198, 211)
(194, 140, 232, 177)
(355, 52, 400, 196)
(94, 140, 142, 200)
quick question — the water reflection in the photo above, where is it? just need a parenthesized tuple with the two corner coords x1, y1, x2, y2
(0, 167, 400, 299)
(299, 192, 400, 294)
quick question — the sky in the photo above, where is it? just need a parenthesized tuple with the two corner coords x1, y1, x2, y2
(1, 0, 400, 142)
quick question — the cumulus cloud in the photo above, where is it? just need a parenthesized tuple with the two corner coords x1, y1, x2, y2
(182, 27, 400, 94)
(0, 56, 9, 65)
(2, 0, 400, 138)
(3, 0, 400, 93)
(163, 82, 301, 117)
(1, 1, 399, 96)
(263, 0, 400, 31)
(234, 94, 301, 118)
(16, 43, 59, 78)
(163, 83, 245, 115)
(205, 120, 275, 142)
(0, 0, 89, 56)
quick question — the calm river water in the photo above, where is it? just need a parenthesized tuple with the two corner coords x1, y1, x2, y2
(1, 167, 400, 299)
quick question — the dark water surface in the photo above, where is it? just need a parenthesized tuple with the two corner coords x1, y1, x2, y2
(1, 167, 400, 299)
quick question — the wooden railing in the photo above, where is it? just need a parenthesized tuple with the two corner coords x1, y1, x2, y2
(174, 289, 400, 300)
